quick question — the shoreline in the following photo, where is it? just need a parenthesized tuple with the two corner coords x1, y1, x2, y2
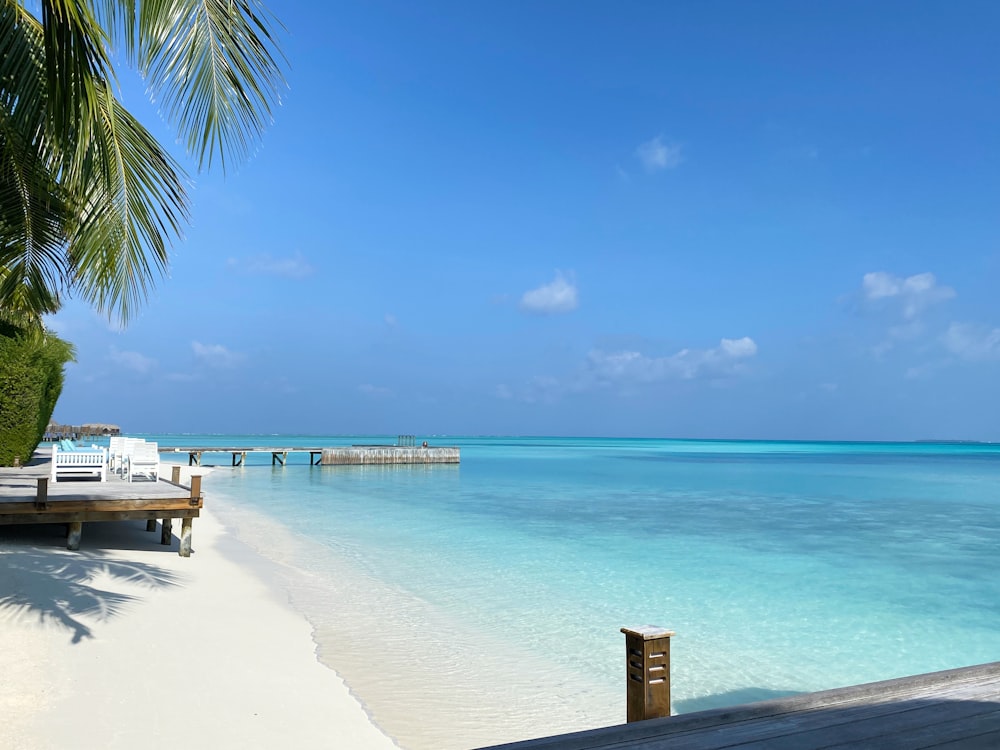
(0, 464, 397, 750)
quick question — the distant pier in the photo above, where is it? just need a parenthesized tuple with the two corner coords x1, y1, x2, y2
(321, 446, 460, 465)
(158, 444, 460, 466)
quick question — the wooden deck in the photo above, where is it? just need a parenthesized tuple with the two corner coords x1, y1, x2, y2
(159, 446, 326, 466)
(0, 462, 203, 556)
(479, 662, 1000, 749)
(322, 446, 460, 465)
(160, 445, 462, 466)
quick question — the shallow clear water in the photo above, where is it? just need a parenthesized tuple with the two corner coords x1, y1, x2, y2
(150, 436, 1000, 748)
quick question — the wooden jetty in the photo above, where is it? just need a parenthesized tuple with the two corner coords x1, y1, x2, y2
(0, 463, 203, 557)
(159, 445, 461, 466)
(161, 446, 327, 466)
(478, 661, 1000, 749)
(321, 445, 460, 465)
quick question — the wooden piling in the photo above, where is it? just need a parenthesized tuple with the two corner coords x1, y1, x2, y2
(35, 478, 48, 510)
(160, 517, 172, 546)
(67, 521, 82, 550)
(171, 466, 182, 484)
(179, 518, 193, 557)
(621, 626, 675, 722)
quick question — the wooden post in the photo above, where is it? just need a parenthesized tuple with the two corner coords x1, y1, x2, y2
(171, 465, 182, 484)
(622, 626, 675, 722)
(67, 521, 82, 550)
(35, 478, 48, 510)
(190, 475, 202, 504)
(161, 517, 172, 546)
(146, 519, 157, 532)
(179, 518, 193, 557)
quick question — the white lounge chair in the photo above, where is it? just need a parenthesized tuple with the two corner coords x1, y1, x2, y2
(51, 443, 107, 482)
(127, 441, 159, 482)
(108, 436, 126, 476)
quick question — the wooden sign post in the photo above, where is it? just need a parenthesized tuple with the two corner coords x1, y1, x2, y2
(621, 625, 675, 722)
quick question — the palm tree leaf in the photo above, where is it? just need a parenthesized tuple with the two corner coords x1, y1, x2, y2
(39, 0, 115, 151)
(100, 0, 287, 171)
(67, 80, 189, 324)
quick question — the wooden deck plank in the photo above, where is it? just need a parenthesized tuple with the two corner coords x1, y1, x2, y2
(477, 663, 1000, 750)
(0, 510, 200, 524)
(820, 707, 1000, 750)
(642, 677, 1000, 750)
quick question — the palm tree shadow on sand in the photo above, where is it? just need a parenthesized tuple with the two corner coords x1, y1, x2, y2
(0, 526, 182, 644)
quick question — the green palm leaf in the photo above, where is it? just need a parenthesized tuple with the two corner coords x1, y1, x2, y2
(101, 0, 287, 171)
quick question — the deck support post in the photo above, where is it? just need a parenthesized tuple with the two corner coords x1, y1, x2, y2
(622, 626, 675, 722)
(179, 518, 193, 557)
(67, 521, 82, 550)
(171, 466, 182, 484)
(145, 519, 157, 532)
(161, 517, 172, 545)
(35, 478, 48, 509)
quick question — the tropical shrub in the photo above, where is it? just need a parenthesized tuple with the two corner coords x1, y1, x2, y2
(0, 322, 74, 466)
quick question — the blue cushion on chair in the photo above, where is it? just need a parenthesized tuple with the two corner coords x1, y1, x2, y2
(59, 439, 75, 451)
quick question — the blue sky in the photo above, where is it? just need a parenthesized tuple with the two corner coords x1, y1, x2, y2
(50, 1, 1000, 440)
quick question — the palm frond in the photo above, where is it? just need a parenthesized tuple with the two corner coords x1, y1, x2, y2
(39, 0, 115, 150)
(0, 4, 69, 322)
(67, 79, 189, 324)
(102, 0, 287, 171)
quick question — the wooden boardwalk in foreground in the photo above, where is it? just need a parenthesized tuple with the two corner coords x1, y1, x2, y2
(0, 463, 203, 556)
(480, 662, 1000, 749)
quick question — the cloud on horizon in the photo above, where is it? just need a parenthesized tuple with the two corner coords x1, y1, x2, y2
(110, 347, 157, 374)
(861, 271, 954, 320)
(498, 336, 758, 404)
(520, 272, 579, 314)
(227, 251, 315, 280)
(942, 322, 1000, 361)
(636, 136, 683, 172)
(358, 383, 393, 397)
(584, 336, 758, 386)
(192, 341, 245, 368)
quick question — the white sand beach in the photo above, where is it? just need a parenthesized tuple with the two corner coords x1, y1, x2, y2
(0, 465, 397, 750)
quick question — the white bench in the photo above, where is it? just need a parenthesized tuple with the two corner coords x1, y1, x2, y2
(51, 444, 107, 482)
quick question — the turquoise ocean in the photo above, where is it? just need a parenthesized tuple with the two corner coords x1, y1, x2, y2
(145, 435, 1000, 749)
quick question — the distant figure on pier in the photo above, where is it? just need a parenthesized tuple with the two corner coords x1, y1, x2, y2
(422, 441, 428, 448)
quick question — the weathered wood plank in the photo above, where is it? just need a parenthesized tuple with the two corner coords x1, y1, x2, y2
(476, 663, 1000, 750)
(0, 497, 202, 514)
(0, 510, 200, 524)
(676, 694, 1000, 750)
(819, 706, 1000, 750)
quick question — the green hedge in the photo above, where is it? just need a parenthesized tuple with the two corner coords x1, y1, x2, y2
(0, 323, 74, 466)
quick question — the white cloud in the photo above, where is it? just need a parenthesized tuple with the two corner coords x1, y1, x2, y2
(358, 383, 393, 397)
(586, 336, 757, 385)
(520, 272, 579, 314)
(227, 251, 315, 279)
(192, 341, 245, 368)
(942, 322, 1000, 361)
(636, 136, 682, 172)
(861, 271, 954, 320)
(110, 347, 157, 374)
(495, 384, 513, 400)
